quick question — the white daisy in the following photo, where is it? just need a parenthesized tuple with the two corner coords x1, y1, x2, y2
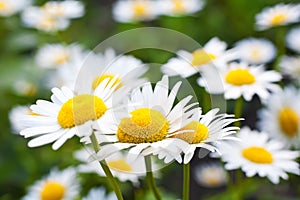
(161, 37, 237, 78)
(42, 0, 84, 19)
(22, 167, 80, 200)
(20, 78, 125, 150)
(286, 26, 300, 54)
(194, 162, 228, 188)
(0, 0, 31, 17)
(158, 0, 204, 17)
(83, 187, 117, 200)
(112, 0, 159, 23)
(198, 62, 282, 101)
(13, 80, 37, 96)
(255, 3, 300, 31)
(217, 127, 300, 184)
(92, 75, 197, 164)
(74, 147, 151, 185)
(258, 86, 300, 148)
(234, 38, 276, 64)
(280, 56, 300, 82)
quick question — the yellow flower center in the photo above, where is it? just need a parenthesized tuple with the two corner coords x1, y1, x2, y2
(251, 49, 260, 58)
(172, 0, 185, 12)
(191, 49, 216, 66)
(117, 108, 169, 143)
(57, 94, 107, 129)
(54, 53, 70, 65)
(0, 2, 7, 10)
(133, 2, 147, 17)
(107, 159, 132, 172)
(225, 68, 256, 86)
(39, 16, 56, 30)
(271, 14, 287, 26)
(278, 107, 299, 138)
(172, 121, 209, 144)
(242, 146, 273, 164)
(92, 74, 122, 90)
(41, 181, 65, 200)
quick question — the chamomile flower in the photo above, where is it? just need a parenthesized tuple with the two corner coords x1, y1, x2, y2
(234, 38, 276, 64)
(258, 86, 300, 148)
(286, 26, 300, 54)
(83, 187, 117, 200)
(255, 3, 300, 31)
(20, 78, 125, 150)
(158, 0, 204, 17)
(22, 167, 80, 200)
(9, 105, 35, 134)
(217, 127, 300, 184)
(0, 0, 31, 16)
(113, 0, 159, 23)
(42, 0, 84, 19)
(198, 62, 282, 101)
(280, 56, 300, 82)
(154, 108, 241, 164)
(161, 37, 237, 78)
(92, 76, 197, 163)
(74, 147, 150, 185)
(13, 80, 37, 96)
(194, 162, 228, 188)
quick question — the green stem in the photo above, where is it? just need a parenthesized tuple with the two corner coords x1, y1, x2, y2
(234, 97, 243, 127)
(183, 163, 190, 200)
(203, 90, 211, 113)
(90, 133, 124, 200)
(273, 26, 286, 71)
(145, 156, 161, 200)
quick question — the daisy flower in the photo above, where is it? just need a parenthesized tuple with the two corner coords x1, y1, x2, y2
(0, 0, 31, 17)
(255, 3, 300, 31)
(22, 167, 80, 200)
(258, 86, 300, 148)
(198, 62, 282, 101)
(42, 0, 84, 19)
(13, 80, 37, 96)
(286, 26, 300, 54)
(280, 56, 300, 82)
(92, 75, 197, 164)
(112, 0, 159, 23)
(158, 0, 204, 17)
(74, 147, 152, 185)
(234, 38, 276, 64)
(217, 127, 300, 184)
(194, 162, 228, 188)
(161, 37, 237, 78)
(83, 187, 117, 200)
(20, 78, 125, 150)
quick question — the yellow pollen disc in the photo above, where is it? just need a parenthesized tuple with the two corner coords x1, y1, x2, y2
(92, 74, 122, 91)
(172, 0, 185, 12)
(173, 121, 209, 144)
(57, 94, 107, 129)
(191, 49, 216, 66)
(251, 49, 260, 58)
(107, 159, 132, 172)
(117, 108, 169, 143)
(54, 53, 70, 65)
(133, 2, 147, 17)
(225, 68, 256, 86)
(39, 16, 56, 30)
(278, 107, 299, 137)
(271, 14, 286, 25)
(0, 2, 7, 10)
(242, 146, 273, 164)
(41, 181, 65, 200)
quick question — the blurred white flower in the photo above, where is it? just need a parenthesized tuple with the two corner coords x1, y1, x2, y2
(0, 0, 31, 17)
(234, 38, 276, 64)
(157, 0, 204, 17)
(9, 105, 35, 134)
(286, 26, 300, 54)
(255, 3, 300, 31)
(280, 56, 300, 82)
(83, 187, 117, 200)
(13, 80, 37, 96)
(43, 0, 84, 19)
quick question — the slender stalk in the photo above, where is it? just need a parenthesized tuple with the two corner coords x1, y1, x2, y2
(145, 156, 162, 200)
(182, 163, 190, 200)
(273, 27, 286, 71)
(90, 133, 124, 200)
(234, 97, 243, 127)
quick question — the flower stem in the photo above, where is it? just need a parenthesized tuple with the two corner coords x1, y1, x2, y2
(273, 26, 286, 71)
(145, 156, 161, 200)
(90, 133, 124, 200)
(183, 163, 190, 200)
(234, 97, 243, 127)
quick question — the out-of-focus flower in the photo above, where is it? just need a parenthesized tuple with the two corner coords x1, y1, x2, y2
(83, 187, 117, 200)
(280, 56, 300, 82)
(158, 0, 204, 17)
(217, 127, 300, 184)
(0, 0, 31, 17)
(9, 105, 37, 134)
(42, 0, 84, 19)
(255, 3, 300, 31)
(113, 0, 159, 23)
(161, 37, 237, 78)
(234, 38, 276, 64)
(22, 167, 80, 200)
(258, 86, 300, 148)
(198, 62, 282, 101)
(194, 162, 228, 188)
(13, 80, 37, 96)
(286, 26, 300, 54)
